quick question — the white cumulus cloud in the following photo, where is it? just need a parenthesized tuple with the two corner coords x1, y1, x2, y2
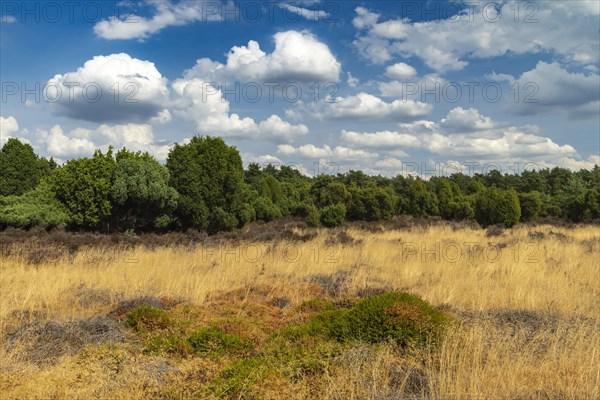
(46, 53, 170, 123)
(184, 30, 341, 83)
(35, 123, 172, 161)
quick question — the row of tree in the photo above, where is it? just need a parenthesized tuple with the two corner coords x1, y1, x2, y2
(1, 136, 599, 232)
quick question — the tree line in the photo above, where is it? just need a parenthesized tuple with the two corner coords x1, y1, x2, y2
(1, 136, 599, 232)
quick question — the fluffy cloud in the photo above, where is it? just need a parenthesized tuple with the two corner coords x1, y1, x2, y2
(184, 30, 341, 83)
(171, 77, 308, 141)
(353, 2, 600, 72)
(38, 125, 96, 158)
(94, 0, 224, 40)
(550, 155, 600, 171)
(439, 107, 496, 133)
(352, 6, 380, 30)
(0, 115, 26, 146)
(347, 72, 359, 88)
(420, 129, 577, 158)
(385, 62, 417, 80)
(490, 61, 600, 118)
(377, 73, 446, 98)
(44, 52, 305, 142)
(242, 153, 283, 166)
(287, 92, 432, 122)
(341, 107, 579, 161)
(47, 53, 170, 123)
(341, 130, 420, 149)
(0, 116, 19, 136)
(277, 143, 378, 160)
(35, 123, 172, 161)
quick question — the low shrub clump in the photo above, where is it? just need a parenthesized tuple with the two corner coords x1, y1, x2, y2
(285, 292, 450, 348)
(187, 327, 252, 356)
(126, 305, 171, 333)
(202, 357, 274, 398)
(145, 334, 192, 356)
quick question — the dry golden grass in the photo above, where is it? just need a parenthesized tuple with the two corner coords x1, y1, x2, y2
(1, 223, 599, 399)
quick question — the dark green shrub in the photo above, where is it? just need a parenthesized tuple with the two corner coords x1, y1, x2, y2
(110, 152, 179, 231)
(252, 197, 282, 222)
(166, 136, 245, 231)
(204, 357, 272, 398)
(404, 180, 439, 218)
(298, 298, 334, 313)
(0, 180, 70, 229)
(305, 204, 320, 227)
(236, 203, 256, 226)
(347, 185, 397, 221)
(320, 204, 346, 228)
(286, 292, 449, 348)
(567, 189, 600, 222)
(334, 292, 449, 346)
(188, 327, 251, 356)
(126, 305, 170, 333)
(474, 187, 521, 227)
(518, 191, 542, 222)
(51, 149, 116, 230)
(146, 334, 192, 355)
(0, 138, 49, 196)
(208, 207, 238, 233)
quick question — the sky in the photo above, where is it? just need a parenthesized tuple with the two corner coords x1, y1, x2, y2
(1, 0, 599, 177)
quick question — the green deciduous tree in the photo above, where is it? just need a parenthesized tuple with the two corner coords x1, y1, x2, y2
(110, 150, 179, 231)
(0, 180, 70, 229)
(0, 138, 49, 196)
(50, 149, 116, 230)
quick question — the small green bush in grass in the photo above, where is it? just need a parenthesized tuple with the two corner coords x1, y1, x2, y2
(298, 298, 335, 313)
(146, 334, 192, 355)
(126, 305, 170, 333)
(282, 292, 449, 348)
(204, 357, 272, 398)
(188, 327, 251, 356)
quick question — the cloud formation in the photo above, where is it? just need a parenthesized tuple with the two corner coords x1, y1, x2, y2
(35, 123, 172, 161)
(279, 3, 329, 21)
(353, 2, 600, 72)
(184, 30, 341, 83)
(490, 61, 600, 119)
(46, 53, 170, 124)
(94, 0, 225, 40)
(287, 92, 432, 122)
(278, 143, 378, 160)
(342, 107, 577, 159)
(171, 77, 308, 141)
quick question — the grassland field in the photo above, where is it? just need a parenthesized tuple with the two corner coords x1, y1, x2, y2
(0, 219, 599, 399)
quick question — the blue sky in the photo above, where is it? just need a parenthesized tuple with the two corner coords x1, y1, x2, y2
(1, 0, 599, 176)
